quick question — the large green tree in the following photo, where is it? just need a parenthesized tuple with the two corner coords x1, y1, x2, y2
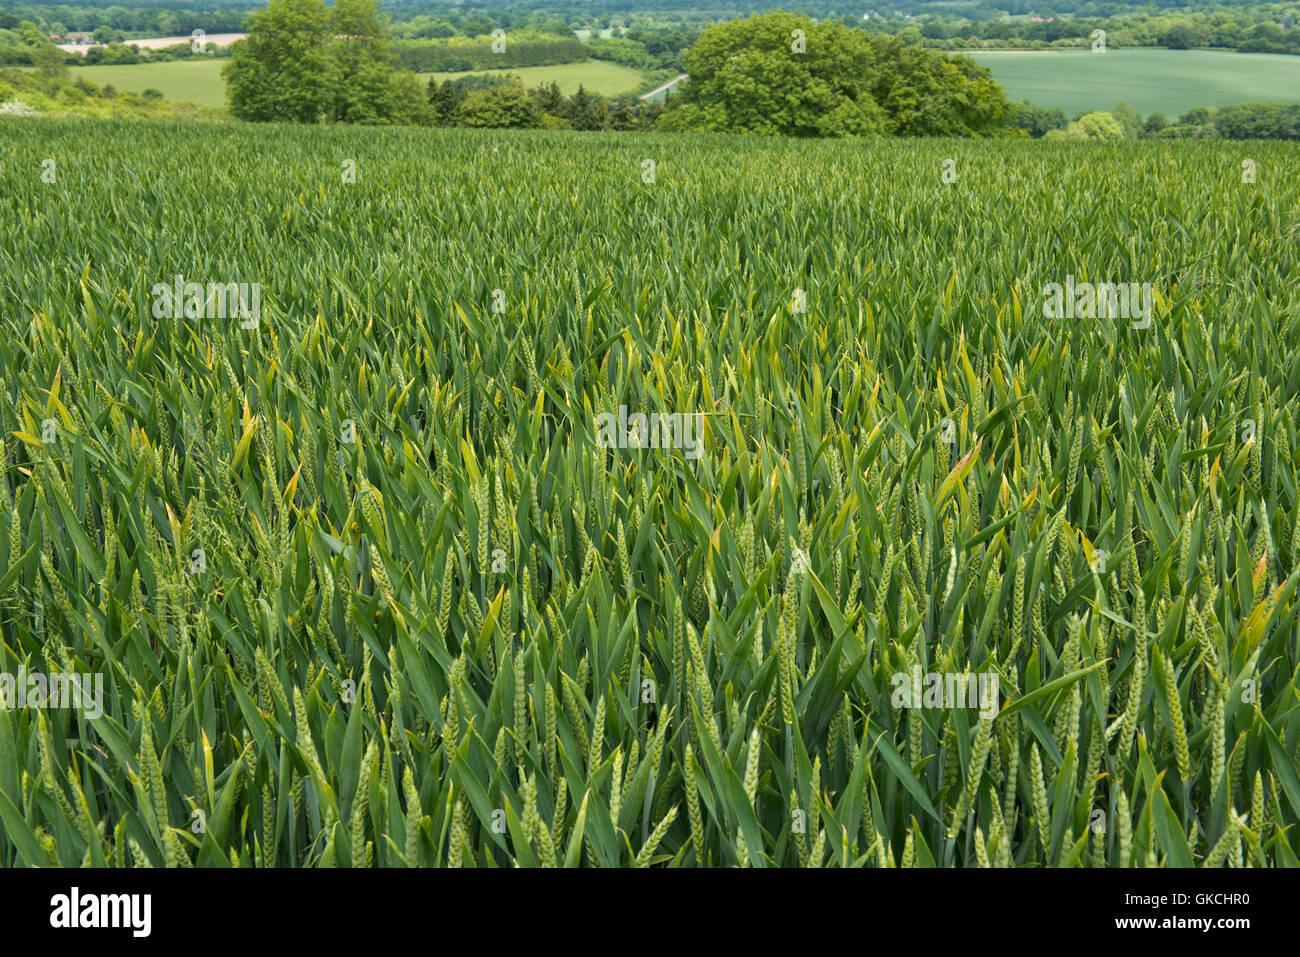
(1010, 100, 1066, 138)
(427, 78, 463, 126)
(566, 84, 606, 131)
(1046, 111, 1126, 141)
(659, 12, 1011, 138)
(20, 20, 67, 78)
(869, 36, 1010, 136)
(224, 0, 428, 125)
(658, 12, 886, 137)
(330, 0, 401, 123)
(224, 0, 334, 123)
(458, 78, 542, 129)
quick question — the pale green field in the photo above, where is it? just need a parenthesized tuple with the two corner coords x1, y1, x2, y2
(417, 59, 647, 96)
(970, 49, 1300, 117)
(56, 59, 228, 107)
(43, 57, 648, 107)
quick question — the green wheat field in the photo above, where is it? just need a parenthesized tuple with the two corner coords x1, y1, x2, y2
(1, 119, 1299, 867)
(970, 49, 1300, 118)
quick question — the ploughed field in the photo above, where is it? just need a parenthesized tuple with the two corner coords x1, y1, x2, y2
(1, 118, 1298, 867)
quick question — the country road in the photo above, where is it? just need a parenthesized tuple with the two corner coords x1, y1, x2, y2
(640, 74, 688, 100)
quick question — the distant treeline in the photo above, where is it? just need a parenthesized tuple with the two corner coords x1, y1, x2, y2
(374, 0, 1297, 22)
(390, 30, 696, 74)
(429, 73, 663, 130)
(11, 0, 1297, 64)
(1210, 100, 1300, 137)
(0, 27, 231, 66)
(391, 34, 587, 72)
(867, 8, 1300, 56)
(589, 29, 698, 70)
(1011, 99, 1300, 139)
(0, 5, 252, 35)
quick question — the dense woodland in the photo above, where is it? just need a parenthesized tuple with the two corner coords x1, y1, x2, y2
(4, 0, 1299, 60)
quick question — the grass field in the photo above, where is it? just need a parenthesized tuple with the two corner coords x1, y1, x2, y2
(56, 59, 229, 107)
(417, 60, 648, 96)
(44, 58, 650, 108)
(1, 119, 1299, 868)
(970, 49, 1300, 118)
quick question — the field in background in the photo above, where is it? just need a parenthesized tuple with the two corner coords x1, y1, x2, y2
(970, 49, 1300, 117)
(54, 59, 228, 107)
(41, 57, 651, 108)
(417, 60, 648, 96)
(57, 33, 245, 54)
